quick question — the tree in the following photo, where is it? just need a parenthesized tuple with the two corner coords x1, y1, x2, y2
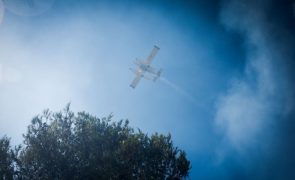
(0, 136, 17, 180)
(16, 105, 191, 179)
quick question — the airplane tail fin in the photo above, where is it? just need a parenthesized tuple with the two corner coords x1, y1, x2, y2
(153, 69, 163, 82)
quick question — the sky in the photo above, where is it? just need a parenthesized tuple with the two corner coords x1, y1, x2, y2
(0, 0, 294, 179)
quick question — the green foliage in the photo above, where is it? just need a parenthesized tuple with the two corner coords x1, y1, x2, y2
(2, 105, 191, 179)
(0, 136, 18, 180)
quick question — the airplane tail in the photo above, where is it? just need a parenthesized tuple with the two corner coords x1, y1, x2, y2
(153, 69, 163, 82)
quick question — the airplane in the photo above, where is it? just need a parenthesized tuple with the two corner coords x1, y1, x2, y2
(130, 45, 162, 88)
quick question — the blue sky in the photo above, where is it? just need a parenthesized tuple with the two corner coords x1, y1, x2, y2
(0, 0, 295, 179)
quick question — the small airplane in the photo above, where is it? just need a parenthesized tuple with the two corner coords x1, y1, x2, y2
(130, 45, 162, 88)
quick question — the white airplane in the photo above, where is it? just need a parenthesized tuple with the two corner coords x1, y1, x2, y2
(130, 45, 162, 88)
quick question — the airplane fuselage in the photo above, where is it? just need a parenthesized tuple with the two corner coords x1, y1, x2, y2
(139, 64, 152, 73)
(135, 60, 156, 74)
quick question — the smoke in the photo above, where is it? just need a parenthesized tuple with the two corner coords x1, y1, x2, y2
(215, 0, 295, 178)
(159, 77, 206, 109)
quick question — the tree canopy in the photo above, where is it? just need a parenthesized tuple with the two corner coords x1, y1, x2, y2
(0, 136, 16, 180)
(0, 105, 190, 179)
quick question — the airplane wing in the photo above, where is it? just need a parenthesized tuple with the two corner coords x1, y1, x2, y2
(130, 71, 143, 88)
(145, 45, 160, 65)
